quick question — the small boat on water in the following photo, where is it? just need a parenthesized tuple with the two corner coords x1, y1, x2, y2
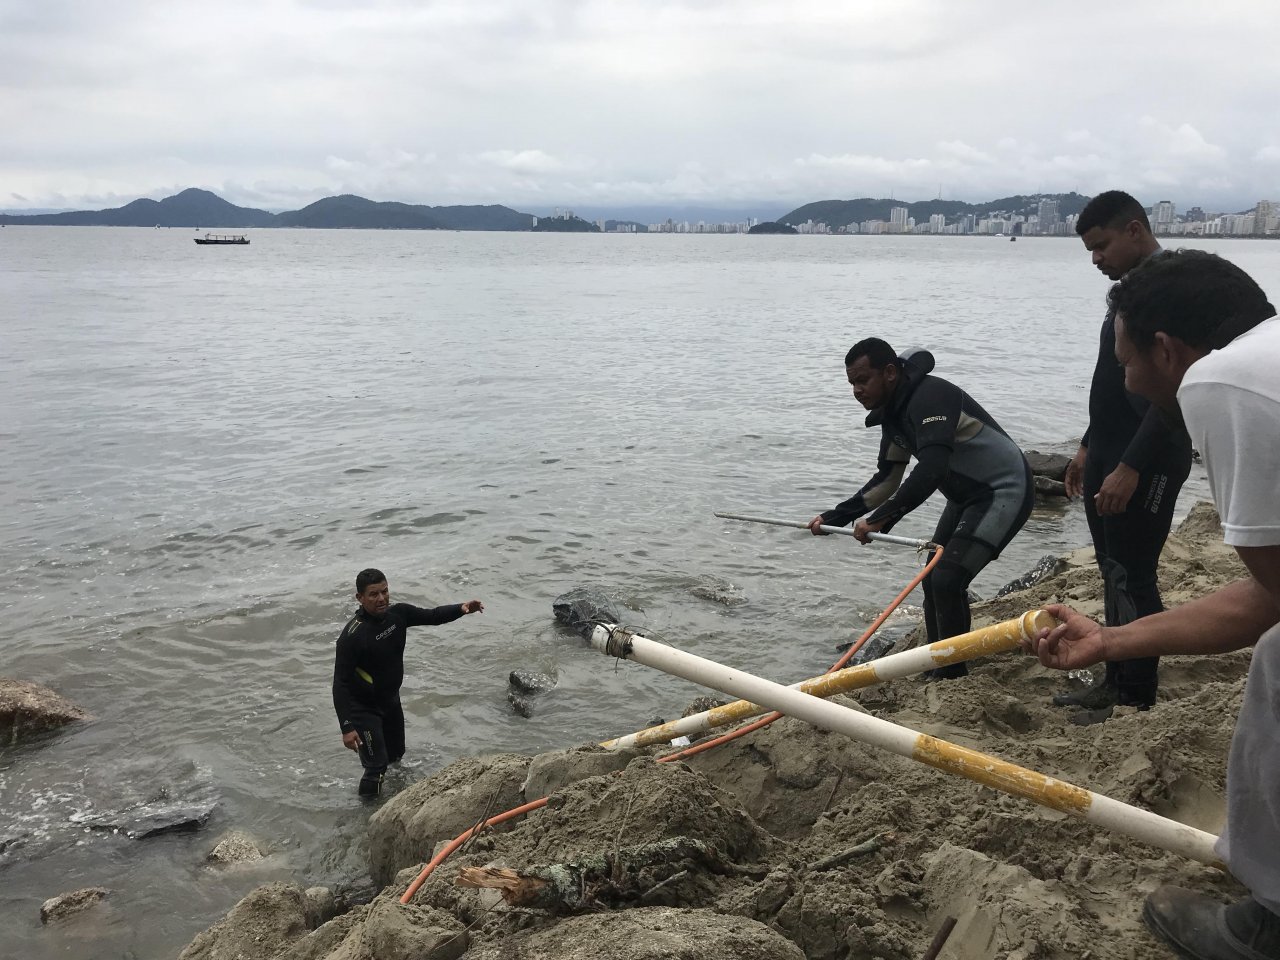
(194, 233, 249, 245)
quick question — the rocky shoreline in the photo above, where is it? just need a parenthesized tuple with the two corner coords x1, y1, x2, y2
(22, 501, 1248, 958)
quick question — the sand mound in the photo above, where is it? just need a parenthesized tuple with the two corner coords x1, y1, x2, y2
(180, 500, 1259, 959)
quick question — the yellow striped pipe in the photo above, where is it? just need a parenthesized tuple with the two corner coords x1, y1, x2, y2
(587, 622, 1222, 867)
(600, 610, 1054, 751)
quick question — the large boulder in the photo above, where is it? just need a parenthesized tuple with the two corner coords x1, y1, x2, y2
(462, 906, 804, 960)
(368, 754, 532, 886)
(178, 882, 310, 960)
(276, 899, 468, 960)
(0, 677, 90, 743)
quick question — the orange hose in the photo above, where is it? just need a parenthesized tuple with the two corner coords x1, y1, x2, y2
(400, 545, 942, 903)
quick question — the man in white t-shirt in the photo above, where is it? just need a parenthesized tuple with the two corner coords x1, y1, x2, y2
(1024, 249, 1279, 959)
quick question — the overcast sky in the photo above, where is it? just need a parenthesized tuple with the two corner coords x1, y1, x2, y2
(3, 0, 1278, 213)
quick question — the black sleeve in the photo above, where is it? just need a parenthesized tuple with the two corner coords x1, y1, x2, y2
(398, 602, 466, 628)
(1120, 402, 1185, 471)
(864, 379, 960, 527)
(821, 432, 908, 527)
(332, 629, 360, 733)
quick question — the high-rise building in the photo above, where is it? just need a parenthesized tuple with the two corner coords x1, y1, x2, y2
(1037, 199, 1060, 234)
(1255, 201, 1275, 235)
(929, 213, 946, 233)
(889, 207, 909, 234)
(1152, 201, 1176, 233)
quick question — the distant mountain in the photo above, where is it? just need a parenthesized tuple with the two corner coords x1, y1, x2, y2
(428, 205, 535, 231)
(778, 193, 1091, 229)
(0, 189, 535, 231)
(0, 188, 276, 227)
(748, 221, 798, 235)
(276, 195, 443, 229)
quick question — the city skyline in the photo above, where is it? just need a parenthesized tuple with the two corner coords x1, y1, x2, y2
(3, 2, 1279, 214)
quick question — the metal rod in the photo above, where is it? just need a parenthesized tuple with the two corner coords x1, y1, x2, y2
(715, 511, 931, 549)
(922, 916, 958, 960)
(586, 623, 1222, 867)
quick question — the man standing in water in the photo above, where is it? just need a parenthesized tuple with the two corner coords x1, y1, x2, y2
(333, 568, 484, 797)
(1026, 250, 1279, 958)
(808, 339, 1033, 680)
(1053, 191, 1192, 723)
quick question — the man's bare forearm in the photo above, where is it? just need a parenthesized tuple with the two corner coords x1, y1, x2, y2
(1103, 577, 1280, 659)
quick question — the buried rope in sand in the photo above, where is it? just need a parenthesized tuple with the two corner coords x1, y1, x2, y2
(587, 621, 1224, 868)
(600, 610, 1053, 751)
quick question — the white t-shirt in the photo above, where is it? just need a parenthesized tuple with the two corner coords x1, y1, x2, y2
(1180, 314, 1280, 909)
(1178, 315, 1280, 548)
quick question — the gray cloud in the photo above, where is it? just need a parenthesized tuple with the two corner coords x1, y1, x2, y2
(2, 0, 1276, 212)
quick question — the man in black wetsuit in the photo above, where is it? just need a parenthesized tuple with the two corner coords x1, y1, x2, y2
(1053, 191, 1192, 722)
(332, 568, 484, 796)
(808, 338, 1034, 679)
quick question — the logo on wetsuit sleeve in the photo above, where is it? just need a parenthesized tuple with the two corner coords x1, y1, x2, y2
(921, 415, 946, 425)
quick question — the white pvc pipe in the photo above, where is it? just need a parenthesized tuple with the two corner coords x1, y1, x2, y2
(715, 511, 931, 549)
(588, 623, 1222, 867)
(601, 611, 1052, 751)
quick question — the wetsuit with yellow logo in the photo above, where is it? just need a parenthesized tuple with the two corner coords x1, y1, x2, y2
(332, 602, 465, 796)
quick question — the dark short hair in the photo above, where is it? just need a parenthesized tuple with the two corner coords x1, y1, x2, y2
(355, 568, 387, 594)
(845, 337, 898, 369)
(1107, 249, 1276, 352)
(1076, 190, 1152, 236)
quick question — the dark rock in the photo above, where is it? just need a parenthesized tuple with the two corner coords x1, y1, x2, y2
(507, 670, 557, 718)
(508, 670, 555, 694)
(1024, 450, 1072, 482)
(995, 555, 1069, 599)
(1034, 476, 1069, 498)
(690, 577, 747, 606)
(332, 874, 380, 913)
(0, 677, 91, 743)
(40, 887, 109, 924)
(552, 586, 623, 638)
(82, 799, 216, 839)
(845, 633, 896, 665)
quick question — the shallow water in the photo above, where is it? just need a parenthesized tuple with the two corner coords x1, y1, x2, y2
(2, 227, 1273, 958)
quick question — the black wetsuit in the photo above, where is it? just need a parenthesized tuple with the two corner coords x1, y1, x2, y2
(332, 601, 465, 795)
(822, 352, 1034, 678)
(1080, 313, 1192, 705)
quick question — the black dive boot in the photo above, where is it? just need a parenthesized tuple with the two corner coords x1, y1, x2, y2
(1143, 885, 1280, 959)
